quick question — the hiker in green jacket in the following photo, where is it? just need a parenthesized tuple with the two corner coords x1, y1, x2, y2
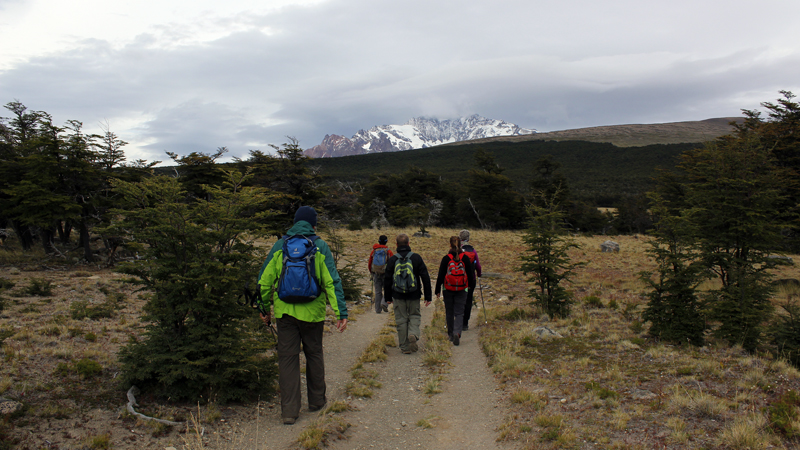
(257, 206, 348, 425)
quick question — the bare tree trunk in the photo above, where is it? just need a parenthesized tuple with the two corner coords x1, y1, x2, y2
(41, 227, 57, 255)
(80, 220, 94, 262)
(11, 220, 34, 251)
(467, 197, 487, 229)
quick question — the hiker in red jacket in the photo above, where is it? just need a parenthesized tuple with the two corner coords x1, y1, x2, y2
(435, 236, 475, 346)
(459, 229, 482, 330)
(367, 235, 393, 314)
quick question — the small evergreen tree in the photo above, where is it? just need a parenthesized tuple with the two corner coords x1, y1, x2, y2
(107, 170, 278, 403)
(319, 223, 362, 303)
(682, 135, 785, 351)
(640, 196, 707, 345)
(520, 199, 583, 318)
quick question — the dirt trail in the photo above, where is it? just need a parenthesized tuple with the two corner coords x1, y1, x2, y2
(237, 302, 514, 450)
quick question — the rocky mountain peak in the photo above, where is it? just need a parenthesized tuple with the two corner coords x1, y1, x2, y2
(304, 115, 535, 158)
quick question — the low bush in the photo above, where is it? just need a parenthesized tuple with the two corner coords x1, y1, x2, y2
(24, 278, 53, 297)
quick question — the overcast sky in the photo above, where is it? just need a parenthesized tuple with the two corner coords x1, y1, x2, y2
(1, 0, 799, 164)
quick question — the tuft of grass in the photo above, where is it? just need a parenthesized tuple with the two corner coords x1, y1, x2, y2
(666, 416, 689, 444)
(423, 376, 443, 396)
(322, 400, 352, 414)
(297, 416, 350, 450)
(668, 387, 728, 418)
(716, 413, 771, 449)
(509, 388, 547, 410)
(84, 432, 111, 449)
(417, 416, 438, 428)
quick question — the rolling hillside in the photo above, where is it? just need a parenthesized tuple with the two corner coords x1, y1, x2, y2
(446, 117, 742, 147)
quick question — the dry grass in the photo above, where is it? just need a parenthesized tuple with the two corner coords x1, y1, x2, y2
(477, 232, 800, 449)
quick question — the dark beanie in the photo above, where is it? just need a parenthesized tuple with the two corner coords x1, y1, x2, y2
(294, 206, 318, 227)
(379, 235, 388, 245)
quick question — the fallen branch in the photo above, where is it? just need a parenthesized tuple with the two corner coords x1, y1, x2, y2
(126, 386, 184, 426)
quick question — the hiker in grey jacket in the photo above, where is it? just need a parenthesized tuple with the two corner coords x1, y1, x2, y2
(383, 233, 432, 354)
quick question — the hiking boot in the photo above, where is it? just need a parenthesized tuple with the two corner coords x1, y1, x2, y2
(463, 324, 469, 331)
(453, 334, 460, 346)
(402, 348, 412, 354)
(382, 304, 389, 312)
(408, 335, 418, 352)
(283, 417, 297, 425)
(309, 402, 326, 412)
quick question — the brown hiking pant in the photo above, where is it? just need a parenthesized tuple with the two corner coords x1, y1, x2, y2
(276, 315, 326, 420)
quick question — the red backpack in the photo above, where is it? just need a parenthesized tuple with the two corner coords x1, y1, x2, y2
(444, 253, 468, 291)
(461, 245, 477, 265)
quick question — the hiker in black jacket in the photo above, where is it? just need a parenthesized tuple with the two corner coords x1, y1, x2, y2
(434, 236, 475, 346)
(383, 233, 432, 354)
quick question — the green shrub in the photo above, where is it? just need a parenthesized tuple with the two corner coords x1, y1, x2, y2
(84, 332, 97, 342)
(771, 300, 800, 368)
(586, 381, 619, 400)
(583, 295, 603, 309)
(767, 390, 800, 437)
(75, 359, 103, 378)
(0, 328, 13, 346)
(0, 279, 14, 290)
(70, 300, 115, 320)
(54, 362, 72, 376)
(503, 307, 534, 321)
(24, 278, 53, 297)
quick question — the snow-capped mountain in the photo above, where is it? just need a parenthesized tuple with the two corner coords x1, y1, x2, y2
(304, 115, 536, 158)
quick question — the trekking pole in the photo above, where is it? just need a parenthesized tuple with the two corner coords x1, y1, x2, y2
(478, 278, 487, 324)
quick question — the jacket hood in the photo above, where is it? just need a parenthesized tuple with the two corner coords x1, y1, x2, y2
(373, 243, 389, 250)
(286, 221, 316, 236)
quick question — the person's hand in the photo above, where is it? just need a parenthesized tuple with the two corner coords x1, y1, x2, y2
(424, 300, 431, 307)
(259, 312, 272, 326)
(336, 319, 348, 332)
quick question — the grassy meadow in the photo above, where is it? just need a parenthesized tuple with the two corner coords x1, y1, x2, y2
(1, 227, 800, 449)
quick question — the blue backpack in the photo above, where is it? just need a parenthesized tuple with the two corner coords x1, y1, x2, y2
(372, 248, 389, 274)
(277, 234, 321, 304)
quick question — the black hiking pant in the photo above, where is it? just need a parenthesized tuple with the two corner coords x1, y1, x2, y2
(443, 290, 467, 339)
(276, 315, 326, 420)
(463, 288, 475, 327)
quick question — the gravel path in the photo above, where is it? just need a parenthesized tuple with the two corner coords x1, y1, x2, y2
(237, 302, 514, 450)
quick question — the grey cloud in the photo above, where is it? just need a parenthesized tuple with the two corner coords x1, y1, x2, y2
(2, 0, 800, 163)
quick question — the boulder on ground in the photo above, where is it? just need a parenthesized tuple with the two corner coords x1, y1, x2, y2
(600, 240, 620, 253)
(0, 397, 23, 415)
(533, 326, 562, 339)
